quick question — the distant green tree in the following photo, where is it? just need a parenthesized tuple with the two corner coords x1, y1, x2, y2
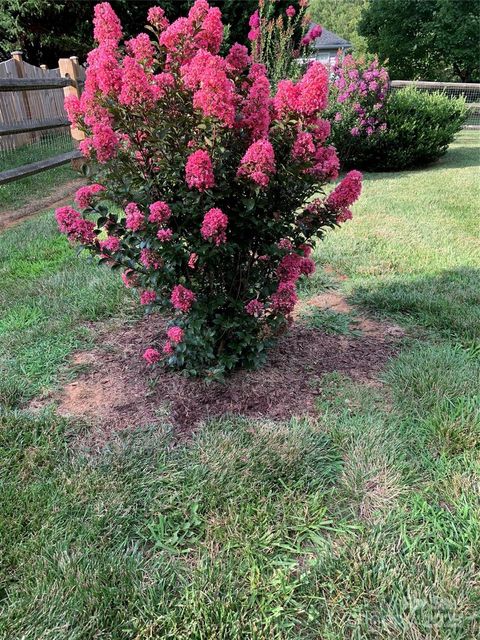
(358, 0, 480, 81)
(0, 0, 264, 67)
(309, 0, 369, 55)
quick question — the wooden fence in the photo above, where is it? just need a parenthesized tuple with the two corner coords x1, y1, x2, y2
(0, 53, 84, 185)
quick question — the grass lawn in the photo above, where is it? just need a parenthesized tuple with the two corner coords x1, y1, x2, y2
(0, 132, 479, 638)
(0, 135, 77, 212)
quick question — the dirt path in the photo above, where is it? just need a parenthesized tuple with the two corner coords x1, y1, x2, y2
(0, 178, 84, 232)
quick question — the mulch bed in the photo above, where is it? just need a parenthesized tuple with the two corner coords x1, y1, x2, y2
(34, 292, 404, 449)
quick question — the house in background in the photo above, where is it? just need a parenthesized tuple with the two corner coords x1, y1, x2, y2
(306, 25, 352, 67)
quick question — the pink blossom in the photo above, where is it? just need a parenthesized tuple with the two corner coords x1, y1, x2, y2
(276, 253, 303, 283)
(91, 122, 118, 163)
(185, 149, 215, 191)
(75, 184, 105, 209)
(125, 203, 145, 231)
(157, 228, 173, 242)
(297, 62, 329, 115)
(300, 257, 316, 276)
(181, 50, 236, 126)
(226, 43, 250, 73)
(99, 236, 120, 254)
(159, 17, 195, 63)
(310, 25, 322, 39)
(249, 10, 260, 29)
(140, 290, 156, 305)
(143, 347, 161, 364)
(248, 27, 260, 42)
(277, 238, 293, 251)
(125, 33, 155, 66)
(273, 79, 300, 118)
(167, 326, 184, 344)
(119, 56, 158, 107)
(299, 244, 312, 257)
(163, 340, 174, 355)
(245, 299, 264, 316)
(237, 139, 276, 187)
(286, 6, 296, 18)
(337, 209, 353, 223)
(308, 145, 340, 181)
(87, 46, 121, 95)
(270, 281, 298, 314)
(147, 6, 169, 31)
(64, 95, 82, 126)
(334, 112, 342, 122)
(201, 208, 228, 245)
(327, 170, 363, 210)
(171, 285, 196, 313)
(188, 253, 198, 269)
(140, 249, 162, 270)
(93, 2, 122, 44)
(195, 7, 223, 54)
(55, 206, 96, 244)
(241, 69, 271, 140)
(148, 201, 172, 224)
(350, 127, 360, 136)
(312, 119, 331, 143)
(291, 131, 315, 161)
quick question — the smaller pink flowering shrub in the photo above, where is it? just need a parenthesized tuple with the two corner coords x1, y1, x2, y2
(328, 53, 389, 168)
(57, 1, 362, 377)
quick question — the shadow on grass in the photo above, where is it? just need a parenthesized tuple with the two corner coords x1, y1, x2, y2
(350, 267, 480, 342)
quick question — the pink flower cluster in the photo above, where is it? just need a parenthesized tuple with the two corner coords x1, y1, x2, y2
(143, 347, 161, 365)
(241, 66, 271, 140)
(147, 7, 169, 31)
(140, 290, 156, 305)
(237, 139, 275, 187)
(74, 184, 105, 209)
(125, 203, 145, 231)
(270, 282, 298, 314)
(167, 326, 184, 344)
(276, 252, 315, 283)
(185, 149, 215, 191)
(245, 299, 264, 316)
(332, 54, 389, 136)
(301, 24, 322, 47)
(248, 10, 260, 42)
(140, 248, 162, 270)
(171, 285, 196, 313)
(99, 235, 120, 255)
(148, 201, 172, 225)
(274, 62, 329, 119)
(327, 170, 363, 223)
(55, 206, 96, 244)
(201, 208, 228, 245)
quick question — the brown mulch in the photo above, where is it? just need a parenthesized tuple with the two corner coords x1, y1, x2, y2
(31, 292, 405, 449)
(0, 178, 84, 232)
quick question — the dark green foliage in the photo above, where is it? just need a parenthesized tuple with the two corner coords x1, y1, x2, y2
(331, 87, 467, 171)
(359, 0, 480, 82)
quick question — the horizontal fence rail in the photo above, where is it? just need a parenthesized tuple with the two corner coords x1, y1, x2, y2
(0, 149, 82, 185)
(0, 117, 70, 136)
(0, 77, 77, 91)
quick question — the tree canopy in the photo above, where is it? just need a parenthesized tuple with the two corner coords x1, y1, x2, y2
(358, 0, 480, 82)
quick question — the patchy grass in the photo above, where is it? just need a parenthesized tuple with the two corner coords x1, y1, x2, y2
(0, 135, 77, 211)
(0, 133, 479, 638)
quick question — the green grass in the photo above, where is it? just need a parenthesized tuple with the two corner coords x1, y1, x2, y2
(0, 133, 479, 638)
(0, 135, 77, 211)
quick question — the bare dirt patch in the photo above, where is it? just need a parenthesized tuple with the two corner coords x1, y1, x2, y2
(35, 292, 405, 449)
(0, 178, 84, 232)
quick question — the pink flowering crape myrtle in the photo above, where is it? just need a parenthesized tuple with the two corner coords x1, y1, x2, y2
(56, 0, 362, 377)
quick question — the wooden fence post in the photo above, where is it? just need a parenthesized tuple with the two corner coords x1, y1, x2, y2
(58, 56, 84, 143)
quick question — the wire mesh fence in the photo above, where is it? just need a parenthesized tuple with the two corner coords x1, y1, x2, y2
(390, 81, 480, 128)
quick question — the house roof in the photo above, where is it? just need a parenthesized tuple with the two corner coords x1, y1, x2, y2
(309, 25, 351, 51)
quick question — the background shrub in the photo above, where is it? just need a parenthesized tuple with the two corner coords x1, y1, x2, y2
(331, 86, 467, 171)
